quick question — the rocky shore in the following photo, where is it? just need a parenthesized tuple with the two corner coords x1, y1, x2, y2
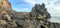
(0, 0, 60, 28)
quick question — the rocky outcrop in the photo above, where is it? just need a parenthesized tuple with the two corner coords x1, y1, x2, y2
(0, 5, 17, 28)
(14, 3, 60, 28)
(0, 0, 11, 9)
(0, 0, 60, 28)
(30, 3, 51, 19)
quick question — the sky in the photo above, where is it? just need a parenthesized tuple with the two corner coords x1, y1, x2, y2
(8, 0, 60, 16)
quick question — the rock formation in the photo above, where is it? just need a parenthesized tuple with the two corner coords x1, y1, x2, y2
(0, 0, 11, 9)
(0, 0, 60, 28)
(30, 3, 51, 19)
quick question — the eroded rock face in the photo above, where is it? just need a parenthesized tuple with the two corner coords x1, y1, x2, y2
(0, 5, 17, 28)
(0, 0, 11, 9)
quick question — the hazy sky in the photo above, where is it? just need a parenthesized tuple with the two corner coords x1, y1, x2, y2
(8, 0, 60, 16)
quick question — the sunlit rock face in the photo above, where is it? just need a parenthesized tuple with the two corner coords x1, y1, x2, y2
(0, 0, 17, 28)
(0, 0, 11, 9)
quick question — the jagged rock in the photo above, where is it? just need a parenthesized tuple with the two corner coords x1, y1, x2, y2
(30, 3, 51, 19)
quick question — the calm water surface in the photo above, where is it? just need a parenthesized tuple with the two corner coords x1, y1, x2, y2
(48, 16, 60, 23)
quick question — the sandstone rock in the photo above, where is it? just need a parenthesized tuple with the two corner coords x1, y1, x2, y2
(0, 0, 11, 9)
(0, 20, 7, 25)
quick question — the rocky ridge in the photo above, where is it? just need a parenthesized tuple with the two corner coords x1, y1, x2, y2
(0, 0, 60, 28)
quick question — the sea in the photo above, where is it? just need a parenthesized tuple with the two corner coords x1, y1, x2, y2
(48, 16, 60, 23)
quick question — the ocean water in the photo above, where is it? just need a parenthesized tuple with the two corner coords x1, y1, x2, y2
(48, 16, 60, 23)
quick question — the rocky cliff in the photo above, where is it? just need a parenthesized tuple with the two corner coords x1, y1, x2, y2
(0, 0, 60, 28)
(0, 0, 11, 9)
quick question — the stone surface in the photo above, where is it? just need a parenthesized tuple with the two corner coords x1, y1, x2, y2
(30, 3, 51, 19)
(0, 0, 11, 9)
